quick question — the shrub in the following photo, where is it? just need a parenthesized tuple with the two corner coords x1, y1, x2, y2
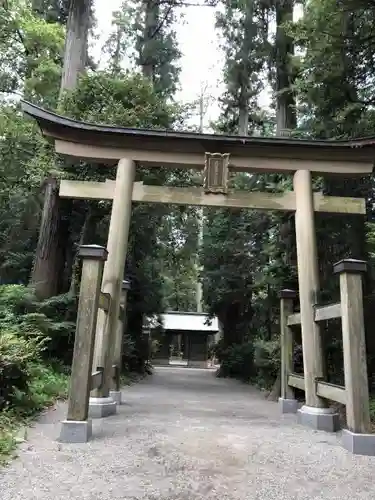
(122, 334, 138, 372)
(216, 341, 256, 382)
(0, 284, 73, 417)
(213, 337, 282, 388)
(0, 330, 46, 410)
(0, 362, 68, 464)
(253, 338, 280, 389)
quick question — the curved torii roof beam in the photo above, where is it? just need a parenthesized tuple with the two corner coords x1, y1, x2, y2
(21, 100, 375, 175)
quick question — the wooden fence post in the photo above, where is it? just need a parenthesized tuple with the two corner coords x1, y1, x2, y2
(279, 289, 298, 413)
(334, 259, 375, 455)
(59, 244, 107, 443)
(110, 279, 131, 404)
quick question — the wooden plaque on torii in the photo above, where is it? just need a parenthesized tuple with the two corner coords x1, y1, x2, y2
(203, 153, 230, 195)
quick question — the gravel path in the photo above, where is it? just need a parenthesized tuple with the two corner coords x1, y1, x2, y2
(1, 366, 375, 500)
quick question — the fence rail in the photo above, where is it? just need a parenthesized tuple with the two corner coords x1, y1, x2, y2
(286, 302, 341, 327)
(314, 302, 341, 322)
(287, 373, 346, 405)
(90, 368, 104, 390)
(280, 259, 371, 447)
(316, 380, 346, 405)
(288, 373, 305, 391)
(287, 312, 301, 326)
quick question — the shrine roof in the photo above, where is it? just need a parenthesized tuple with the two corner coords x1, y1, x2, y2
(148, 312, 219, 333)
(21, 100, 375, 173)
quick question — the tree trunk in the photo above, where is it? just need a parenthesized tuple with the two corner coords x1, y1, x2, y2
(31, 178, 61, 299)
(238, 101, 249, 136)
(270, 0, 296, 400)
(60, 0, 91, 96)
(141, 0, 159, 81)
(238, 0, 255, 136)
(275, 0, 296, 136)
(31, 0, 91, 299)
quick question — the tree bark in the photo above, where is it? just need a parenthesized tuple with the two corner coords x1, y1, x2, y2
(31, 178, 61, 299)
(31, 0, 91, 299)
(275, 0, 296, 136)
(60, 0, 91, 96)
(141, 0, 159, 81)
(271, 0, 296, 400)
(238, 0, 255, 136)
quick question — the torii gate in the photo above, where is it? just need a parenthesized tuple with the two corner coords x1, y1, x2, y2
(22, 100, 374, 446)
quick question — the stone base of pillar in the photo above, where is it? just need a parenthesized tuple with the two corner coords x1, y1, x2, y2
(342, 429, 375, 456)
(188, 360, 208, 369)
(297, 405, 340, 432)
(59, 420, 92, 443)
(152, 358, 170, 366)
(88, 396, 117, 418)
(109, 390, 122, 405)
(279, 397, 299, 414)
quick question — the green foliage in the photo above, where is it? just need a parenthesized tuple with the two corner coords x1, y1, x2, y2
(214, 336, 280, 389)
(32, 0, 70, 25)
(215, 0, 271, 134)
(0, 284, 73, 406)
(104, 0, 181, 96)
(369, 398, 375, 425)
(0, 1, 64, 106)
(209, 0, 375, 393)
(0, 104, 49, 284)
(253, 338, 280, 389)
(0, 362, 68, 464)
(0, 283, 70, 463)
(60, 71, 177, 128)
(216, 340, 256, 382)
(0, 331, 45, 410)
(59, 71, 186, 371)
(158, 204, 200, 311)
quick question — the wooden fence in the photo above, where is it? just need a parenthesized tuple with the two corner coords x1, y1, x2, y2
(280, 258, 371, 436)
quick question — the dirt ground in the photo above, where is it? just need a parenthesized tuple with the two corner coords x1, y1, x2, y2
(2, 367, 375, 500)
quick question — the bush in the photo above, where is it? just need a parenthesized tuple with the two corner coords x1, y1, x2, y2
(0, 330, 45, 410)
(0, 284, 72, 463)
(216, 341, 256, 382)
(0, 285, 76, 364)
(0, 362, 68, 463)
(253, 338, 280, 389)
(213, 337, 281, 389)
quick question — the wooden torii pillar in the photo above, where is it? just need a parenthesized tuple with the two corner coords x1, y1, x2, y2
(88, 158, 135, 418)
(292, 170, 337, 430)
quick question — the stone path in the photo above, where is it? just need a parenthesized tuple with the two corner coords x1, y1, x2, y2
(2, 367, 375, 500)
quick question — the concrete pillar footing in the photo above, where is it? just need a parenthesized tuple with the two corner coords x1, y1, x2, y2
(109, 390, 122, 405)
(59, 420, 92, 443)
(342, 428, 375, 456)
(279, 397, 299, 414)
(88, 396, 117, 418)
(297, 405, 340, 432)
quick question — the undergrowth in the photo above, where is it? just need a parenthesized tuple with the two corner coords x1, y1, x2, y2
(0, 362, 69, 465)
(0, 284, 147, 465)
